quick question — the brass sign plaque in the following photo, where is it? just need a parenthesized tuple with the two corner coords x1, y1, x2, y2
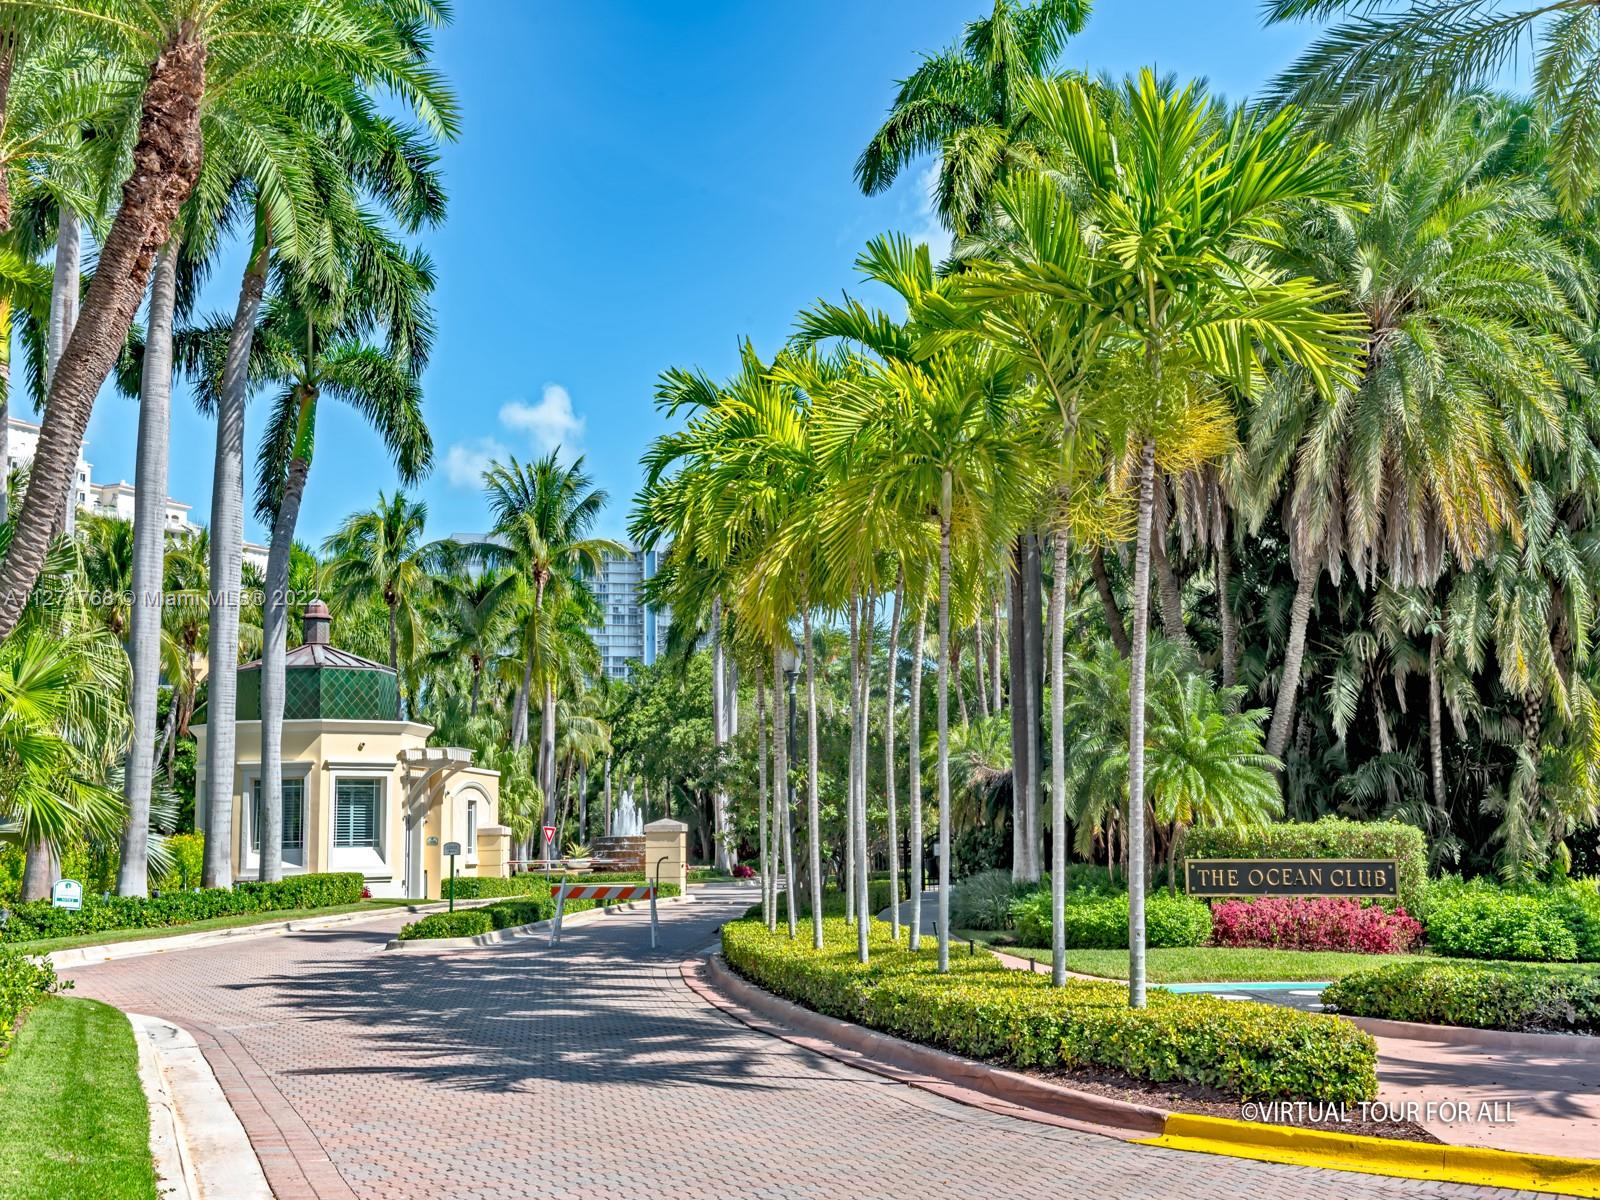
(1184, 858, 1398, 898)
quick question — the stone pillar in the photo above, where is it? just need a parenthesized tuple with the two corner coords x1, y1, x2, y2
(643, 818, 688, 893)
(475, 825, 512, 879)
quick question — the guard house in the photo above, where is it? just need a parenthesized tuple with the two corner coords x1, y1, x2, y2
(193, 600, 509, 898)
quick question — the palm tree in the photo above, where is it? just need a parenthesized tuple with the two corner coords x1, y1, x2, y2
(1265, 0, 1600, 212)
(323, 492, 442, 699)
(479, 454, 620, 859)
(0, 0, 455, 644)
(856, 0, 1090, 237)
(1248, 110, 1590, 767)
(429, 566, 518, 718)
(249, 230, 434, 882)
(1010, 71, 1365, 1005)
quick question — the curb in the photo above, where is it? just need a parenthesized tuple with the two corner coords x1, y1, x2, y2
(1139, 1113, 1600, 1197)
(382, 893, 694, 950)
(1345, 1014, 1599, 1055)
(689, 952, 1166, 1135)
(128, 1013, 272, 1200)
(46, 898, 495, 970)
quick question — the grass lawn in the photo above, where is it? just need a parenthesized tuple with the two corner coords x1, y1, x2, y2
(8, 898, 418, 957)
(0, 996, 156, 1200)
(956, 931, 1445, 983)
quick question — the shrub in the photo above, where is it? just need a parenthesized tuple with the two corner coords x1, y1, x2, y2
(0, 947, 63, 1057)
(1551, 879, 1600, 960)
(1210, 896, 1423, 954)
(153, 832, 206, 892)
(722, 916, 1377, 1103)
(0, 872, 365, 943)
(1423, 879, 1581, 962)
(444, 871, 658, 900)
(1325, 960, 1600, 1034)
(795, 882, 896, 918)
(951, 870, 1031, 931)
(732, 864, 756, 879)
(1185, 819, 1428, 913)
(399, 881, 678, 940)
(1010, 891, 1211, 950)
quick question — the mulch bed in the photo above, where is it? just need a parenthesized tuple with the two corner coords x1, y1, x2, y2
(1034, 1063, 1441, 1143)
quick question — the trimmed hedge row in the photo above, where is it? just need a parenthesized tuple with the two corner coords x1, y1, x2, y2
(1211, 896, 1424, 954)
(1422, 878, 1600, 962)
(0, 948, 62, 1057)
(0, 872, 365, 942)
(442, 871, 659, 900)
(1010, 891, 1213, 950)
(1186, 819, 1428, 913)
(399, 880, 680, 940)
(721, 915, 1378, 1103)
(1324, 960, 1600, 1034)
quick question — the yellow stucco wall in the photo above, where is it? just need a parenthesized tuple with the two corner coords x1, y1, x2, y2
(193, 720, 503, 898)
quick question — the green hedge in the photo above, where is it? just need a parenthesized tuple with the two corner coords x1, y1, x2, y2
(1420, 878, 1600, 962)
(0, 872, 365, 942)
(722, 916, 1376, 1103)
(0, 948, 64, 1057)
(399, 882, 679, 940)
(792, 882, 897, 919)
(1185, 819, 1428, 913)
(1324, 960, 1600, 1034)
(1009, 890, 1212, 950)
(443, 871, 657, 900)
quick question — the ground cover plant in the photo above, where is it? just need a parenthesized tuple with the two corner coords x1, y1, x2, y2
(722, 914, 1377, 1103)
(1210, 896, 1423, 954)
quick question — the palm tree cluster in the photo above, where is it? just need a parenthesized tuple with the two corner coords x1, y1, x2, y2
(0, 0, 456, 894)
(632, 0, 1600, 1009)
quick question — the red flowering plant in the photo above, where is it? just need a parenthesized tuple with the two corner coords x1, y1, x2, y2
(1209, 895, 1423, 954)
(732, 864, 757, 879)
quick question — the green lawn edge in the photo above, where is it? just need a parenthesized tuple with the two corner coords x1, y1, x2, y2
(8, 898, 418, 956)
(0, 996, 156, 1200)
(954, 930, 1448, 983)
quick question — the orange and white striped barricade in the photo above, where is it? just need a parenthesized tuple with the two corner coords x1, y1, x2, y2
(550, 878, 660, 948)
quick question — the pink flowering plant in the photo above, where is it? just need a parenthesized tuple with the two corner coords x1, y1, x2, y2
(1209, 895, 1423, 954)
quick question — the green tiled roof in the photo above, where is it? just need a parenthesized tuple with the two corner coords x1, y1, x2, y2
(235, 662, 399, 721)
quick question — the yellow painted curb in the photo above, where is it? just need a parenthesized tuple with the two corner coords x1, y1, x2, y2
(1136, 1113, 1600, 1197)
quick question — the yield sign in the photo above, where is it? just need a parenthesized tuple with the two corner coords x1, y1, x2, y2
(543, 825, 557, 848)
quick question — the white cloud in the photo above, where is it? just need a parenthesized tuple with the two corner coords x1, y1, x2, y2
(442, 383, 586, 489)
(499, 384, 585, 458)
(906, 163, 954, 264)
(443, 436, 508, 488)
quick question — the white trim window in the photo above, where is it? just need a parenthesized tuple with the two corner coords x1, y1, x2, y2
(249, 776, 306, 869)
(466, 797, 479, 863)
(335, 779, 381, 849)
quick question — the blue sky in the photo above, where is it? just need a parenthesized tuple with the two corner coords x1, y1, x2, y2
(53, 0, 1327, 548)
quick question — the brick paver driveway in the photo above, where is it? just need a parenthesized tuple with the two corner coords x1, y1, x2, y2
(68, 886, 1538, 1200)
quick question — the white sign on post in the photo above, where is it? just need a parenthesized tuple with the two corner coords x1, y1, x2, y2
(51, 879, 83, 911)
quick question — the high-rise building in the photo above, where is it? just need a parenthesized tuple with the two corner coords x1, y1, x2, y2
(587, 546, 670, 680)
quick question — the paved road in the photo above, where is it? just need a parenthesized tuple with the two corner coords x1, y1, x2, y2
(67, 886, 1540, 1200)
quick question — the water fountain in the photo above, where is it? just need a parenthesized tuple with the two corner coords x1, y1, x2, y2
(590, 787, 645, 872)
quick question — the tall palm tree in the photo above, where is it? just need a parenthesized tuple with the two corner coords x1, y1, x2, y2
(856, 0, 1090, 237)
(1265, 0, 1600, 212)
(429, 566, 518, 718)
(1248, 111, 1590, 766)
(479, 454, 620, 858)
(323, 491, 444, 700)
(0, 0, 455, 645)
(1010, 71, 1365, 1005)
(247, 230, 434, 881)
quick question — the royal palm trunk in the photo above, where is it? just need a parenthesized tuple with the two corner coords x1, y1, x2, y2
(1049, 525, 1070, 985)
(710, 598, 733, 872)
(908, 604, 927, 949)
(1126, 440, 1157, 1009)
(756, 667, 771, 930)
(118, 241, 179, 896)
(48, 205, 83, 538)
(937, 470, 953, 973)
(0, 30, 206, 643)
(884, 580, 903, 940)
(261, 414, 315, 884)
(203, 209, 270, 889)
(803, 606, 823, 947)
